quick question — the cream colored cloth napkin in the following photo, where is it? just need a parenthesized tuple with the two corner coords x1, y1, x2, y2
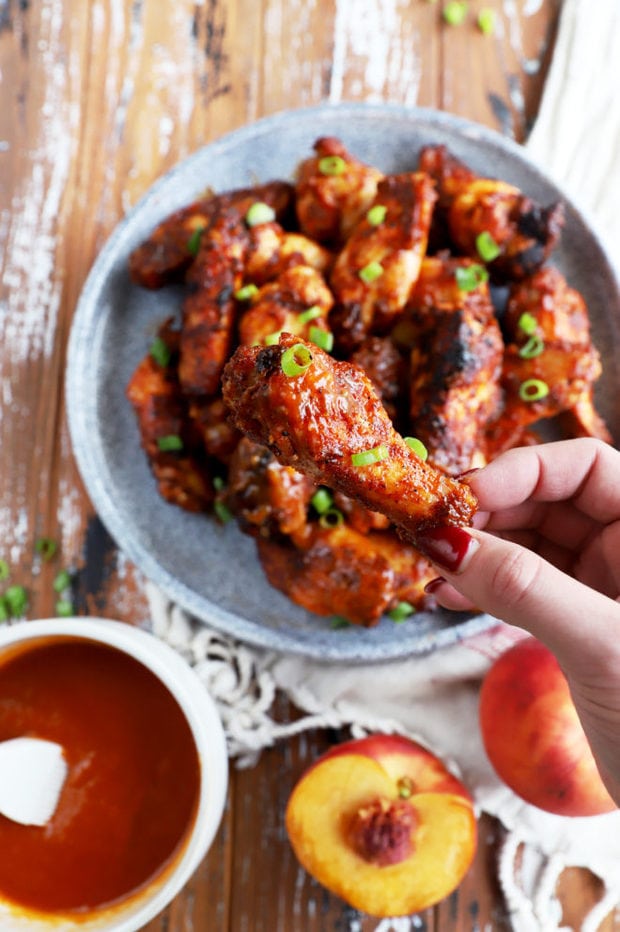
(146, 1, 620, 928)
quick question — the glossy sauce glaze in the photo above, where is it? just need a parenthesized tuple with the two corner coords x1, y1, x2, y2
(0, 637, 201, 915)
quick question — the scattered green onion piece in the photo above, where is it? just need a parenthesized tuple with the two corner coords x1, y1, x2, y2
(330, 616, 351, 629)
(280, 343, 313, 377)
(443, 1, 468, 26)
(477, 8, 496, 34)
(4, 585, 27, 617)
(235, 283, 259, 301)
(404, 437, 428, 461)
(0, 597, 8, 622)
(53, 569, 72, 593)
(455, 264, 489, 291)
(519, 378, 549, 402)
(311, 488, 333, 515)
(298, 305, 322, 324)
(245, 202, 276, 227)
(359, 260, 384, 284)
(318, 155, 347, 176)
(214, 500, 233, 524)
(264, 330, 282, 346)
(35, 537, 58, 561)
(319, 508, 344, 529)
(149, 337, 171, 368)
(0, 559, 9, 581)
(351, 445, 389, 467)
(187, 226, 205, 256)
(475, 230, 501, 262)
(213, 476, 226, 492)
(388, 601, 416, 622)
(55, 599, 74, 618)
(518, 312, 537, 335)
(156, 434, 184, 452)
(367, 204, 387, 226)
(309, 326, 334, 352)
(518, 334, 545, 359)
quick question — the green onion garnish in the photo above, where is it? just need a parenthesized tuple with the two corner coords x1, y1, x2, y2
(367, 205, 387, 226)
(404, 437, 428, 461)
(157, 434, 184, 452)
(53, 569, 72, 593)
(0, 597, 8, 622)
(187, 226, 205, 256)
(245, 202, 276, 227)
(477, 8, 496, 34)
(455, 264, 489, 291)
(5, 585, 27, 617)
(55, 599, 74, 618)
(264, 330, 282, 346)
(318, 155, 347, 176)
(280, 343, 313, 377)
(309, 326, 334, 352)
(351, 445, 389, 467)
(311, 488, 333, 514)
(299, 305, 322, 324)
(235, 283, 259, 301)
(150, 337, 171, 368)
(518, 334, 545, 359)
(519, 378, 549, 402)
(330, 616, 352, 629)
(359, 261, 384, 284)
(319, 508, 344, 529)
(0, 559, 9, 581)
(518, 312, 537, 335)
(443, 1, 468, 25)
(214, 500, 233, 524)
(388, 601, 416, 622)
(475, 230, 501, 262)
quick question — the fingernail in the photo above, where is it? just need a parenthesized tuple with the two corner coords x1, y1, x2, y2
(457, 467, 480, 481)
(416, 526, 479, 574)
(424, 576, 446, 594)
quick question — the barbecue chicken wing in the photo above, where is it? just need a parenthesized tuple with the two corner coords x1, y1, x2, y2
(244, 224, 334, 285)
(221, 333, 477, 542)
(295, 137, 383, 246)
(238, 265, 333, 348)
(329, 172, 437, 352)
(406, 256, 504, 475)
(419, 144, 564, 281)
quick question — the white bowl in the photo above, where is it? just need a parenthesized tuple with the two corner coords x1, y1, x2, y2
(0, 617, 228, 931)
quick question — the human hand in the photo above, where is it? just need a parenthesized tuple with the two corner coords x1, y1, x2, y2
(415, 438, 620, 806)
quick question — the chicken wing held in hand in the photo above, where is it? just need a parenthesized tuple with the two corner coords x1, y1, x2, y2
(221, 333, 477, 542)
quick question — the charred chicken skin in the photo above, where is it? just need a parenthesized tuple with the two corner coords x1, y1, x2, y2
(221, 333, 477, 543)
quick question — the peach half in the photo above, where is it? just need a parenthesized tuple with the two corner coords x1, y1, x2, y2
(285, 733, 477, 917)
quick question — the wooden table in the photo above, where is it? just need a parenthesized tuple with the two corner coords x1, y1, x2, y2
(1, 1, 617, 928)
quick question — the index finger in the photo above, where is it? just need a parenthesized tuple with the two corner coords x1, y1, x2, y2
(467, 438, 620, 523)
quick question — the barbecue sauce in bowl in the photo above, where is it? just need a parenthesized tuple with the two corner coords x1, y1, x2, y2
(0, 637, 201, 916)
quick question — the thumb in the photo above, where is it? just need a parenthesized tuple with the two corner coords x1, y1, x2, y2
(416, 525, 620, 674)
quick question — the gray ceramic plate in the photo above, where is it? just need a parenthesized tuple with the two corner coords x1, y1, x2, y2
(66, 103, 620, 661)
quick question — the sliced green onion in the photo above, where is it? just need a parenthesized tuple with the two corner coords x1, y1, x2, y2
(280, 343, 313, 377)
(235, 283, 259, 301)
(443, 1, 468, 26)
(187, 226, 205, 256)
(388, 601, 416, 622)
(359, 261, 384, 284)
(309, 326, 334, 352)
(0, 597, 8, 622)
(519, 378, 549, 402)
(214, 500, 233, 524)
(455, 263, 489, 291)
(0, 560, 9, 581)
(245, 202, 276, 227)
(518, 312, 537, 335)
(319, 508, 344, 529)
(351, 445, 389, 467)
(264, 330, 282, 346)
(4, 585, 27, 617)
(404, 437, 428, 461)
(475, 230, 501, 261)
(53, 569, 72, 593)
(213, 476, 226, 492)
(157, 434, 184, 452)
(477, 8, 496, 34)
(330, 615, 352, 629)
(298, 305, 322, 324)
(311, 488, 333, 514)
(367, 204, 387, 226)
(149, 337, 171, 368)
(55, 599, 74, 618)
(518, 334, 545, 359)
(318, 155, 347, 176)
